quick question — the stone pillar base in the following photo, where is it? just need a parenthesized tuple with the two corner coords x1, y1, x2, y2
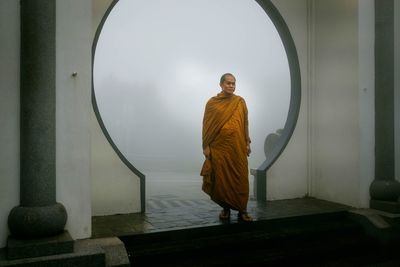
(8, 202, 67, 238)
(6, 231, 73, 260)
(370, 180, 400, 201)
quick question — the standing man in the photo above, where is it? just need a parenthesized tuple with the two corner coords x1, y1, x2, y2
(201, 73, 253, 222)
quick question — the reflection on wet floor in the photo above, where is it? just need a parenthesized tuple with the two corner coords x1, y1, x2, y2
(92, 198, 350, 238)
(147, 196, 210, 210)
(145, 171, 254, 202)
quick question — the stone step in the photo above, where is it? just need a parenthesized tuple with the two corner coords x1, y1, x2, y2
(121, 211, 393, 266)
(122, 210, 350, 247)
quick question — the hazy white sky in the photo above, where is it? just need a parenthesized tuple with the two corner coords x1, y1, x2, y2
(94, 0, 290, 173)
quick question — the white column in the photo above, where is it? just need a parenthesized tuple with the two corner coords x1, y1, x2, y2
(358, 0, 375, 207)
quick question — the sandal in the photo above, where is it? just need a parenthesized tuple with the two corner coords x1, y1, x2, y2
(238, 211, 253, 222)
(219, 209, 231, 220)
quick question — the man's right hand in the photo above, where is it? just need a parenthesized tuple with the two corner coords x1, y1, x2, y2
(203, 146, 211, 159)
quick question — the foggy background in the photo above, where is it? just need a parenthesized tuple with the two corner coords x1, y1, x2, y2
(93, 0, 290, 200)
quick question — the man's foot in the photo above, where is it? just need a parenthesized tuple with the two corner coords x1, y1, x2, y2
(238, 211, 253, 222)
(219, 209, 231, 220)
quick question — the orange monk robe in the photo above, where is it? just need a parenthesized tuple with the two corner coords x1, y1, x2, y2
(201, 93, 251, 212)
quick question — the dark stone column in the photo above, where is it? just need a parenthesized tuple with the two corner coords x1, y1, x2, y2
(370, 0, 400, 212)
(8, 0, 68, 238)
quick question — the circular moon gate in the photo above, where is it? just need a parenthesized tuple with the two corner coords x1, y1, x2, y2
(92, 0, 301, 209)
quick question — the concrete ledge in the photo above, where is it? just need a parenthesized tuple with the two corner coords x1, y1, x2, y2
(0, 238, 105, 267)
(349, 208, 400, 243)
(7, 231, 73, 260)
(78, 238, 129, 267)
(370, 199, 400, 213)
(0, 236, 129, 267)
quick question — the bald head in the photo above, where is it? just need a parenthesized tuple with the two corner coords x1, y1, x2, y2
(220, 73, 235, 85)
(219, 73, 236, 96)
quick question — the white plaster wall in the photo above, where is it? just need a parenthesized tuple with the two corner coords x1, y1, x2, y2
(312, 0, 361, 207)
(267, 0, 309, 200)
(89, 0, 366, 210)
(0, 0, 379, 248)
(0, 0, 20, 249)
(91, 0, 142, 216)
(358, 0, 375, 207)
(92, 0, 114, 35)
(90, 0, 305, 207)
(91, 109, 141, 215)
(56, 0, 93, 239)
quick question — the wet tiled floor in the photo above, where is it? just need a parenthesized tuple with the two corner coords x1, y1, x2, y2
(92, 197, 351, 238)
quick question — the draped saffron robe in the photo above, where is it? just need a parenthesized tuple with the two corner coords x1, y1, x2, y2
(201, 93, 251, 212)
